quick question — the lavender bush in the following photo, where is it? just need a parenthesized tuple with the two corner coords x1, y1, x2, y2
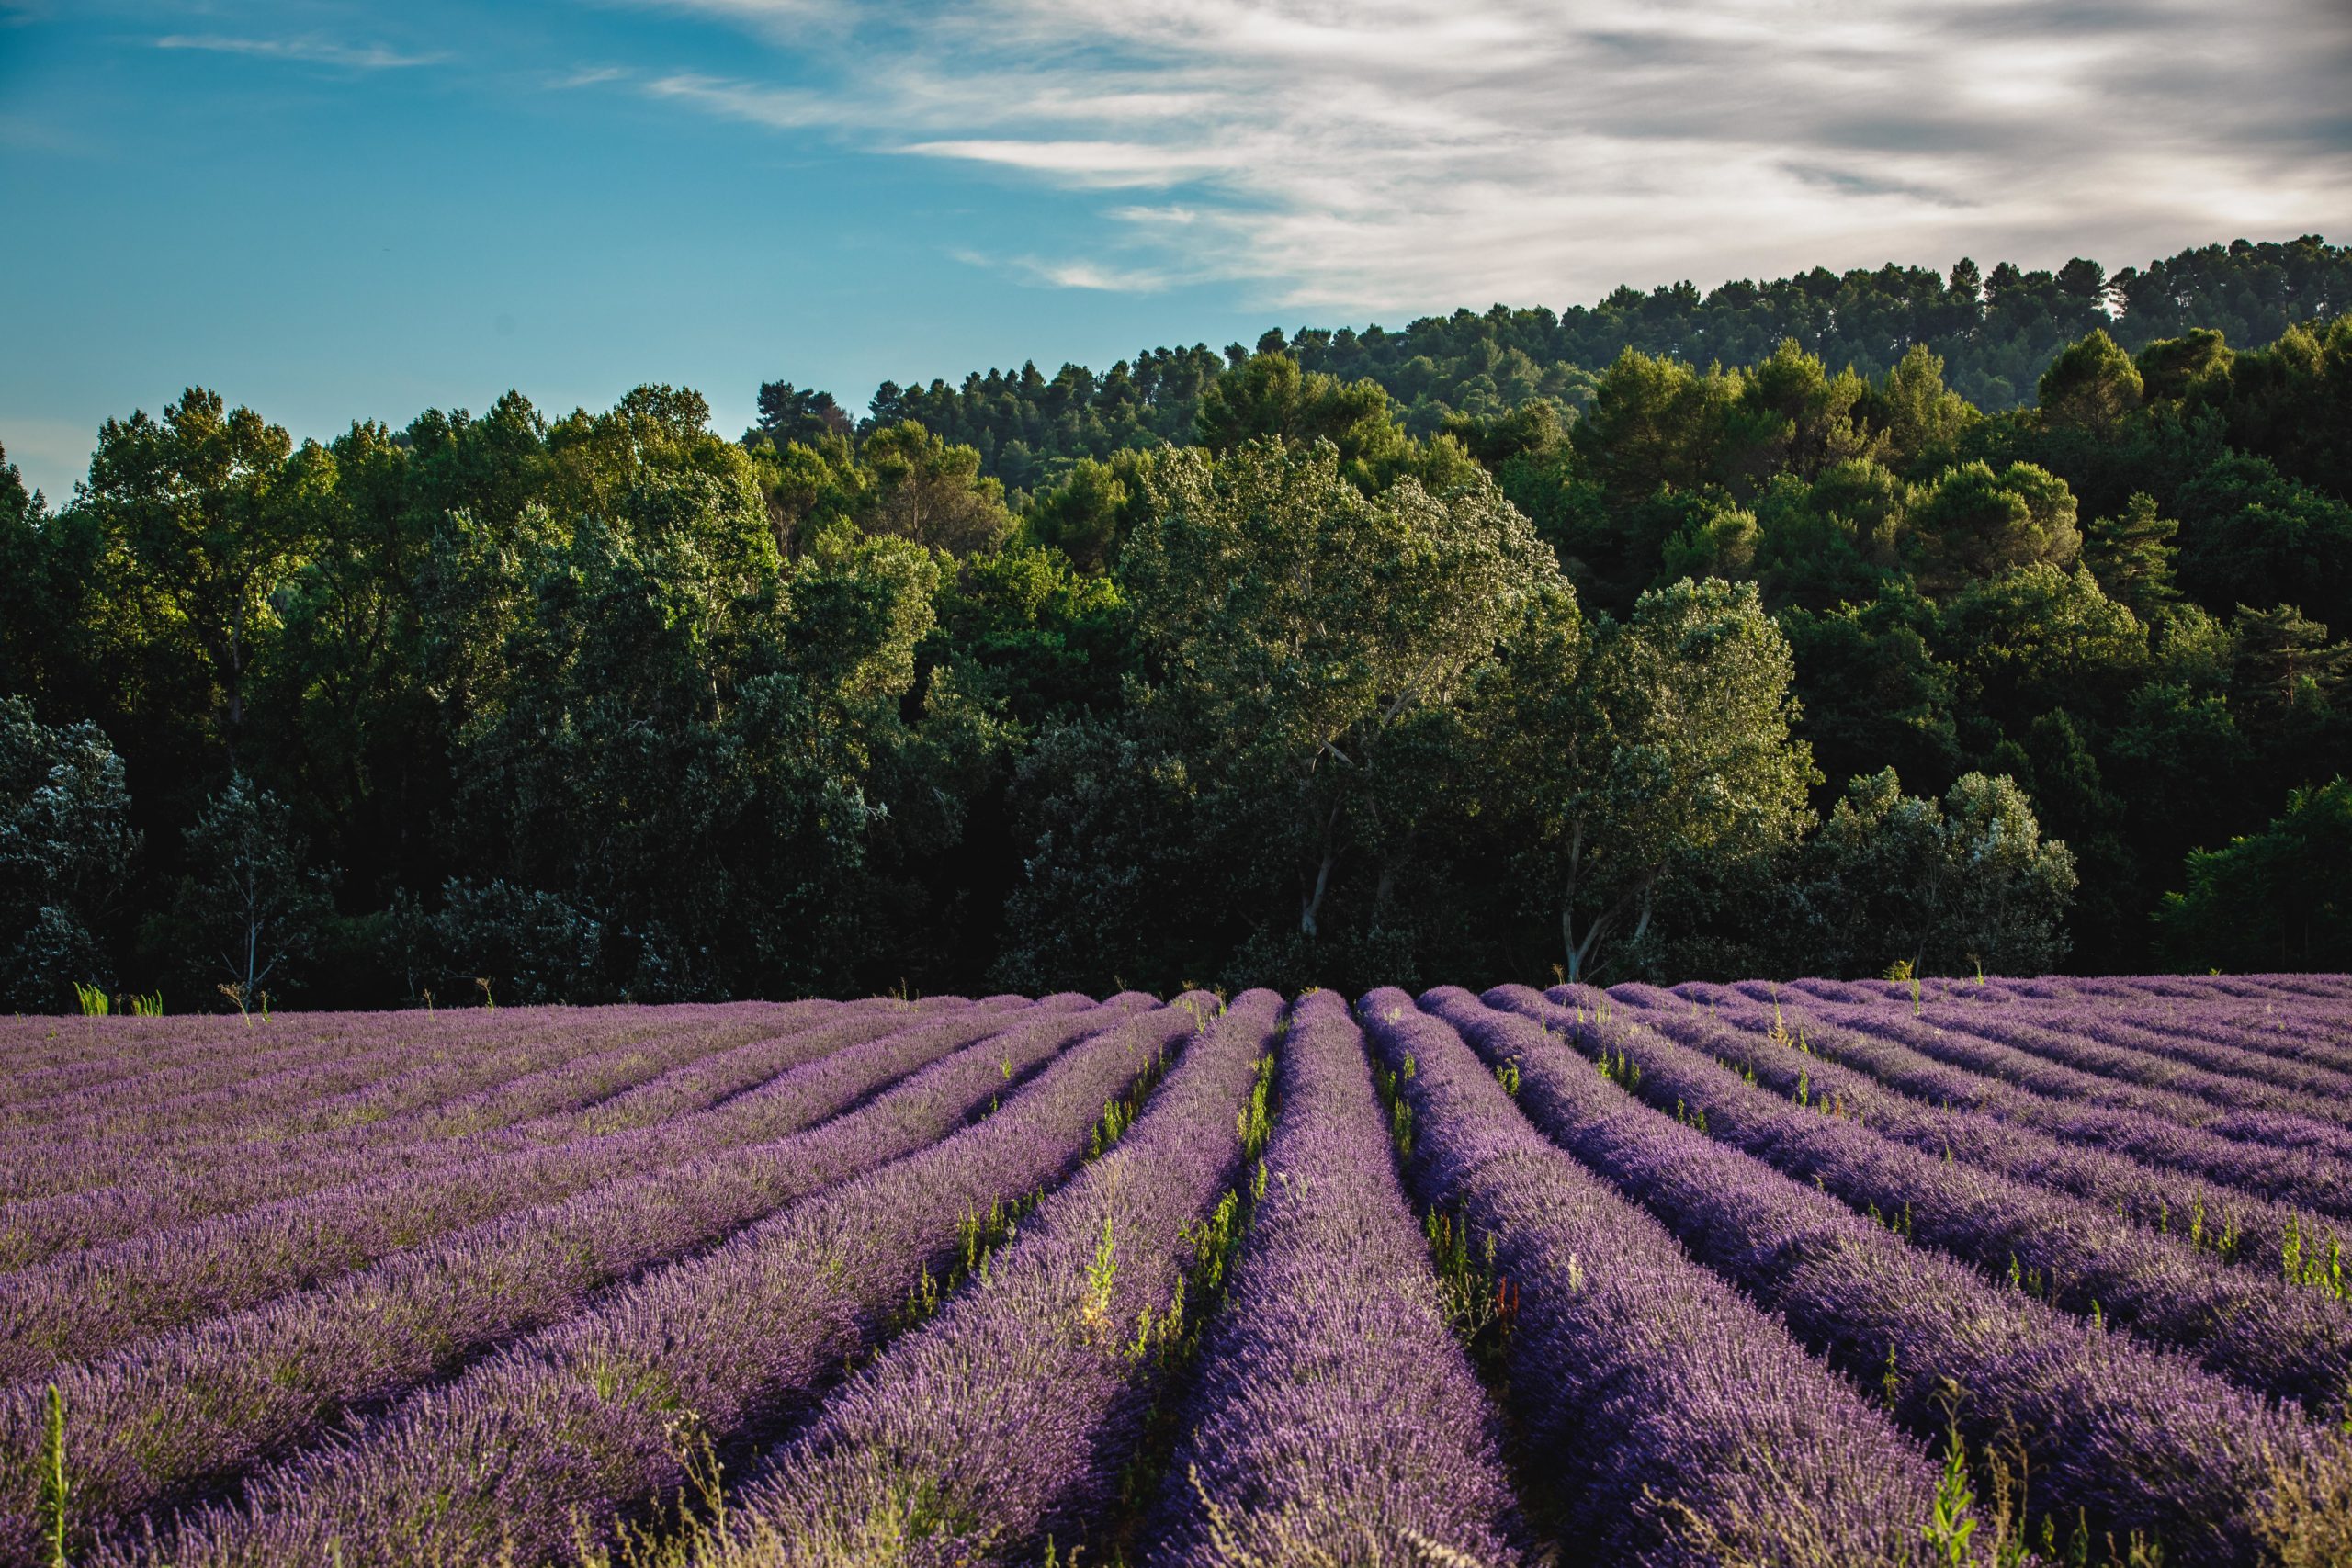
(0, 999, 1037, 1379)
(0, 1005, 840, 1228)
(1794, 1000, 2352, 1158)
(678, 990, 1286, 1567)
(95, 994, 1212, 1568)
(1448, 987, 2352, 1566)
(1664, 987, 2352, 1220)
(1144, 988, 1532, 1568)
(0, 977, 2343, 1568)
(0, 997, 1105, 1561)
(1362, 987, 1942, 1567)
(1488, 985, 2352, 1412)
(1617, 987, 2349, 1301)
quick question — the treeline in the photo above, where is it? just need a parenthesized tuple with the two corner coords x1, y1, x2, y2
(860, 235, 2352, 496)
(3, 239, 2349, 1009)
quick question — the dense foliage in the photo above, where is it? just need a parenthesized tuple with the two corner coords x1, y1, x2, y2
(866, 235, 2352, 496)
(2155, 780, 2352, 973)
(4, 233, 2348, 1006)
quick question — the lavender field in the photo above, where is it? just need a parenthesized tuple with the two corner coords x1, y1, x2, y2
(6, 976, 2352, 1568)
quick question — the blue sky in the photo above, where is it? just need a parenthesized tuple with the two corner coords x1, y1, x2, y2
(4, 0, 2347, 502)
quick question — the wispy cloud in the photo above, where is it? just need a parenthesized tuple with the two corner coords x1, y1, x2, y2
(554, 65, 630, 91)
(155, 34, 447, 70)
(628, 0, 2352, 310)
(903, 138, 1245, 187)
(0, 110, 96, 154)
(1025, 258, 1175, 291)
(641, 72, 830, 130)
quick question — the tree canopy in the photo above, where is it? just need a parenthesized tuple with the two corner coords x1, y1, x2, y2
(4, 232, 2349, 1004)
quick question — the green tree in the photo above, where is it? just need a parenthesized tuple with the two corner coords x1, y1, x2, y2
(858, 422, 1012, 556)
(1115, 439, 1557, 976)
(859, 238, 2352, 490)
(2007, 708, 2134, 972)
(1019, 453, 1156, 572)
(2134, 328, 2234, 405)
(15, 240, 2352, 998)
(1870, 344, 1978, 473)
(1192, 353, 1412, 491)
(1718, 459, 1907, 610)
(1571, 348, 1737, 502)
(927, 543, 1129, 725)
(1781, 588, 1962, 803)
(2175, 452, 2352, 636)
(752, 381, 853, 447)
(448, 450, 944, 997)
(752, 430, 867, 558)
(2108, 682, 2254, 888)
(166, 773, 335, 1008)
(403, 391, 554, 535)
(84, 389, 328, 766)
(0, 699, 141, 1010)
(1795, 769, 2077, 976)
(2213, 314, 2352, 500)
(2038, 328, 2144, 435)
(2228, 604, 2350, 735)
(2084, 491, 2181, 619)
(2155, 779, 2352, 972)
(993, 716, 1210, 993)
(427, 879, 602, 1005)
(1717, 338, 1882, 487)
(1504, 578, 1816, 980)
(1940, 564, 2146, 723)
(1657, 495, 1761, 586)
(1905, 460, 2081, 595)
(241, 418, 447, 907)
(0, 441, 109, 728)
(1440, 398, 1569, 472)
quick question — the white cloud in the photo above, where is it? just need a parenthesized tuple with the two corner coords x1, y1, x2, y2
(902, 138, 1247, 187)
(554, 65, 630, 90)
(629, 0, 2352, 312)
(155, 34, 447, 70)
(641, 73, 831, 130)
(1026, 258, 1175, 291)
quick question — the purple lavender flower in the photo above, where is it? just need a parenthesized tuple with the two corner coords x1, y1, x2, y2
(92, 994, 1211, 1568)
(0, 998, 1105, 1562)
(704, 991, 1287, 1567)
(1362, 987, 1940, 1567)
(1147, 987, 1532, 1568)
(1453, 986, 2349, 1565)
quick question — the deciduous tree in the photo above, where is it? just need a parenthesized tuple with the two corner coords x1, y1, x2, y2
(0, 699, 139, 1009)
(1502, 578, 1815, 981)
(166, 773, 334, 1009)
(1795, 768, 2077, 976)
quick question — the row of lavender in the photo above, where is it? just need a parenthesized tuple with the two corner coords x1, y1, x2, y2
(0, 994, 1147, 1558)
(571, 971, 2352, 1566)
(6, 974, 2350, 1565)
(0, 1004, 1047, 1378)
(1652, 976, 2352, 1282)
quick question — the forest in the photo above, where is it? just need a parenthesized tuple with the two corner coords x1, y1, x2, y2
(2, 233, 2348, 1009)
